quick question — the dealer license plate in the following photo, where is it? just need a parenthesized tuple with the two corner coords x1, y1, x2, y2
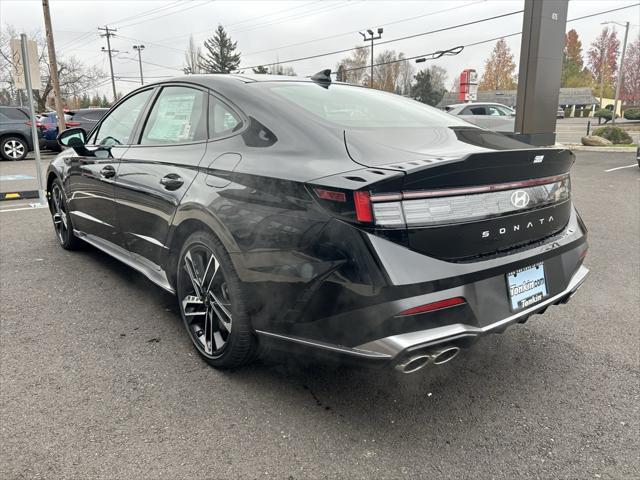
(506, 263, 549, 311)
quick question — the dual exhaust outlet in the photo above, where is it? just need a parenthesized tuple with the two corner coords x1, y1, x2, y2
(395, 346, 460, 374)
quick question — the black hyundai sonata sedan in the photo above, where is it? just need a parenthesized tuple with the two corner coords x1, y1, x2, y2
(47, 73, 589, 373)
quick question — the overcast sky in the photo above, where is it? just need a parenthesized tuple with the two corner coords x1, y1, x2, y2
(1, 0, 638, 97)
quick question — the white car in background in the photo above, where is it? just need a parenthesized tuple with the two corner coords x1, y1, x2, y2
(444, 102, 515, 133)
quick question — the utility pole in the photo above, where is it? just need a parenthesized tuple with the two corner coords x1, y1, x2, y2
(99, 26, 118, 101)
(611, 21, 630, 125)
(599, 45, 607, 109)
(360, 28, 383, 88)
(42, 0, 66, 134)
(133, 45, 145, 85)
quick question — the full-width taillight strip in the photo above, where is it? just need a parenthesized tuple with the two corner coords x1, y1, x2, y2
(370, 174, 569, 203)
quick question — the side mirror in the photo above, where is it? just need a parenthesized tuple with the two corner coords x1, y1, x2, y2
(57, 127, 88, 154)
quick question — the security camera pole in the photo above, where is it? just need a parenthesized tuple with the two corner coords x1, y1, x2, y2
(133, 45, 145, 85)
(360, 27, 383, 88)
(42, 0, 66, 134)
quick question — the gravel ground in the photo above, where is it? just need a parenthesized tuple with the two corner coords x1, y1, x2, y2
(0, 151, 638, 479)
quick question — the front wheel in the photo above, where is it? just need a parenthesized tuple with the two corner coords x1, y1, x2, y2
(176, 231, 256, 369)
(50, 179, 81, 250)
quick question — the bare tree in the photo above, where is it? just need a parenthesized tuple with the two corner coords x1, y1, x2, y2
(184, 35, 202, 74)
(397, 54, 415, 96)
(335, 47, 369, 85)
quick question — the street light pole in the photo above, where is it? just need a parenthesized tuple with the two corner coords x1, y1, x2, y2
(359, 28, 383, 88)
(133, 45, 145, 85)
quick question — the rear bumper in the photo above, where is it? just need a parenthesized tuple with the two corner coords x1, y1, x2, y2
(256, 264, 589, 365)
(355, 264, 589, 359)
(253, 204, 589, 366)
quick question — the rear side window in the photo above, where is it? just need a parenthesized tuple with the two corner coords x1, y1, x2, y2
(95, 89, 152, 146)
(267, 83, 468, 128)
(141, 86, 207, 145)
(464, 106, 486, 115)
(208, 96, 242, 139)
(1, 108, 29, 120)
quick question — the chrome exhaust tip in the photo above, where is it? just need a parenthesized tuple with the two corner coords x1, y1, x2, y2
(395, 354, 432, 374)
(431, 346, 460, 365)
(395, 346, 461, 373)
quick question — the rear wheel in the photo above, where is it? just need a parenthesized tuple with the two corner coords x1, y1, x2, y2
(1, 136, 28, 161)
(50, 179, 81, 250)
(177, 231, 256, 369)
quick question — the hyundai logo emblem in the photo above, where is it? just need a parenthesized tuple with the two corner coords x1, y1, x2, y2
(510, 190, 530, 208)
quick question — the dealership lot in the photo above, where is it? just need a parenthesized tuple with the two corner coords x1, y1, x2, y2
(0, 151, 638, 479)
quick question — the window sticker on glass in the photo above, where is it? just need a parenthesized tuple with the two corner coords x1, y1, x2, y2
(145, 94, 197, 143)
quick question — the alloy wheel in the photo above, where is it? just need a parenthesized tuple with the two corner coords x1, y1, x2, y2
(3, 139, 25, 160)
(51, 184, 69, 244)
(180, 244, 233, 357)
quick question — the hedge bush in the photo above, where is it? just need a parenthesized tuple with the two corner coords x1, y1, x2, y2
(623, 108, 640, 120)
(594, 108, 617, 120)
(592, 126, 633, 144)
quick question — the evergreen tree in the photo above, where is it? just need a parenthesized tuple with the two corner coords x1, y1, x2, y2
(199, 25, 241, 73)
(410, 69, 446, 106)
(101, 95, 109, 107)
(80, 93, 90, 108)
(91, 93, 101, 107)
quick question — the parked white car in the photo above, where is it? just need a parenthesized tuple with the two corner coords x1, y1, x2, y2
(444, 102, 515, 133)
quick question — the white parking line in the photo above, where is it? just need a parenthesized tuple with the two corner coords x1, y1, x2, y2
(0, 204, 47, 213)
(604, 164, 638, 172)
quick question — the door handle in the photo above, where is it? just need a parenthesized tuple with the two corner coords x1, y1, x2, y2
(160, 173, 184, 190)
(100, 165, 116, 178)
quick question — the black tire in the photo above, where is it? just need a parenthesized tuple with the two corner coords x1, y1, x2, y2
(49, 179, 82, 250)
(0, 136, 28, 161)
(176, 230, 257, 369)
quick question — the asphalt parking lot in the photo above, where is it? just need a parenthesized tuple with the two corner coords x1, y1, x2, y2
(1, 151, 638, 479)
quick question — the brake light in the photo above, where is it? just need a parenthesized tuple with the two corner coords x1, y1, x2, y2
(25, 121, 44, 128)
(353, 191, 373, 223)
(397, 297, 466, 316)
(65, 121, 81, 127)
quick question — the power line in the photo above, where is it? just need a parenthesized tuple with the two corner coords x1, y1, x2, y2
(239, 9, 523, 71)
(106, 0, 183, 27)
(340, 2, 640, 74)
(156, 1, 322, 44)
(117, 0, 212, 29)
(241, 0, 483, 58)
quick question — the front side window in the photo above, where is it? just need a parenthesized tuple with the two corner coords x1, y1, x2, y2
(95, 89, 153, 146)
(141, 86, 206, 145)
(266, 83, 469, 128)
(209, 96, 242, 139)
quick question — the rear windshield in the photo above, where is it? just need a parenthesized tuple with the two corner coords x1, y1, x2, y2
(265, 83, 469, 128)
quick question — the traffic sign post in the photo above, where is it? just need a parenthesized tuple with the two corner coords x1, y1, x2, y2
(16, 34, 46, 206)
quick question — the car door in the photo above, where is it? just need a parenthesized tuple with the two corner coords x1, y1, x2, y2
(112, 85, 209, 269)
(65, 88, 154, 243)
(486, 105, 515, 132)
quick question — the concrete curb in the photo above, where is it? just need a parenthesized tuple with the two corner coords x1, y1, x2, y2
(555, 144, 637, 153)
